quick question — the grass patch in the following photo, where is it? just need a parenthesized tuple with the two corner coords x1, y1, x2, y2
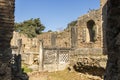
(22, 65, 32, 73)
(48, 69, 90, 80)
(29, 69, 102, 80)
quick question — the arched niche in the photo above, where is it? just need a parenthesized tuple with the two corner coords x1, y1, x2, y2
(86, 20, 96, 42)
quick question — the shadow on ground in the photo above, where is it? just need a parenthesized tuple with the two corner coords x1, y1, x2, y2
(73, 62, 105, 78)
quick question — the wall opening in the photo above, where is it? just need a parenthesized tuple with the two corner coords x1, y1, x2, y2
(87, 20, 96, 42)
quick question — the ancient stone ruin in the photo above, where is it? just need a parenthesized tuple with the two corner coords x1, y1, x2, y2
(1, 0, 119, 80)
(11, 0, 107, 72)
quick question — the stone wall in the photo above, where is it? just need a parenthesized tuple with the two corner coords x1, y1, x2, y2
(43, 48, 72, 72)
(56, 30, 71, 48)
(11, 31, 39, 54)
(11, 8, 104, 54)
(37, 32, 52, 48)
(35, 10, 103, 50)
(0, 0, 15, 80)
(10, 0, 108, 72)
(43, 48, 107, 72)
(77, 10, 102, 48)
(37, 30, 71, 48)
(104, 0, 120, 80)
(72, 48, 107, 68)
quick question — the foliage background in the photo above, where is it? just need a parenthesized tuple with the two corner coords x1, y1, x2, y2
(14, 18, 45, 38)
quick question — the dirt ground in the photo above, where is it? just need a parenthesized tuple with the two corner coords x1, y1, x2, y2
(28, 69, 104, 80)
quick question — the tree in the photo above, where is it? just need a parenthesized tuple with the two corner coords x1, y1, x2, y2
(15, 18, 45, 38)
(48, 30, 52, 32)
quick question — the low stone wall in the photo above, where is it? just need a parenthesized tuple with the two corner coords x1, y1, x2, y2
(43, 48, 72, 72)
(19, 47, 107, 72)
(70, 48, 107, 68)
(43, 48, 107, 72)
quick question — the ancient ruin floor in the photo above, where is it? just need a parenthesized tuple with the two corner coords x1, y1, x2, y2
(28, 69, 104, 80)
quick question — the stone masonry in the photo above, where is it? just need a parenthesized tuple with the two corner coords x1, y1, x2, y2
(0, 0, 15, 80)
(11, 0, 108, 53)
(0, 0, 29, 80)
(104, 0, 120, 80)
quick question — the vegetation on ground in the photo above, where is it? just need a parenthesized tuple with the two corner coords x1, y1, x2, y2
(29, 68, 103, 80)
(22, 65, 32, 73)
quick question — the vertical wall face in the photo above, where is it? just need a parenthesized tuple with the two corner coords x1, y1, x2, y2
(0, 0, 15, 80)
(106, 0, 120, 52)
(51, 33, 56, 47)
(0, 0, 15, 61)
(101, 0, 108, 54)
(77, 10, 102, 48)
(71, 27, 77, 48)
(100, 0, 107, 9)
(105, 0, 120, 80)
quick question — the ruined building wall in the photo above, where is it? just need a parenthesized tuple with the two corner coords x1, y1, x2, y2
(101, 0, 107, 54)
(77, 10, 102, 48)
(34, 9, 103, 49)
(37, 32, 53, 48)
(11, 10, 103, 53)
(11, 0, 108, 51)
(10, 0, 109, 71)
(11, 0, 109, 52)
(37, 30, 71, 48)
(55, 30, 71, 48)
(11, 31, 39, 54)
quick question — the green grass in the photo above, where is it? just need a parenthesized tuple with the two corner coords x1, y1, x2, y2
(22, 65, 32, 73)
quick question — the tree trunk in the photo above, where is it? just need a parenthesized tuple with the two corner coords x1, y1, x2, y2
(0, 0, 15, 80)
(105, 0, 120, 80)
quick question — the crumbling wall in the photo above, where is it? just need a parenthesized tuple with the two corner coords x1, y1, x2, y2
(10, 0, 109, 73)
(71, 48, 107, 68)
(37, 32, 52, 48)
(56, 30, 71, 48)
(77, 10, 102, 48)
(11, 31, 39, 54)
(12, 9, 103, 53)
(43, 48, 72, 72)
